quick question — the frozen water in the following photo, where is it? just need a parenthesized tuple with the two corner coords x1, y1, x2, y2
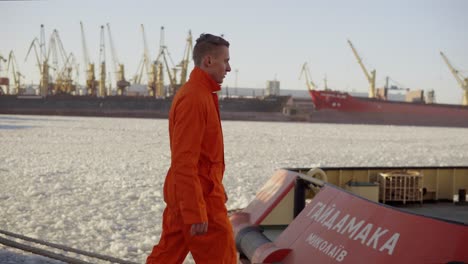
(1, 114, 468, 263)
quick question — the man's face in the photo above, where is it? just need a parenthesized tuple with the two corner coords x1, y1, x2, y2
(206, 46, 231, 84)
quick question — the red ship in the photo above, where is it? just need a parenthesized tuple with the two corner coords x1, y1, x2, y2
(301, 42, 468, 127)
(307, 89, 468, 127)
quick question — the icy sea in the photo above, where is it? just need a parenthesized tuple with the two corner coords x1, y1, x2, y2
(1, 114, 468, 263)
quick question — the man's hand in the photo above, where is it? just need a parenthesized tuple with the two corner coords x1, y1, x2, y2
(190, 222, 208, 236)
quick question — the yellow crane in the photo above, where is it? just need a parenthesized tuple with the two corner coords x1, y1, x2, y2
(156, 26, 177, 96)
(25, 25, 50, 96)
(98, 25, 106, 97)
(347, 39, 376, 98)
(178, 30, 193, 86)
(80, 21, 97, 96)
(139, 24, 158, 96)
(440, 51, 468, 106)
(48, 29, 76, 94)
(106, 23, 129, 96)
(6, 51, 24, 94)
(0, 53, 8, 95)
(299, 62, 317, 91)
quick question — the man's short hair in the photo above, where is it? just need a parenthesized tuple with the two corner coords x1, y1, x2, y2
(193, 34, 230, 66)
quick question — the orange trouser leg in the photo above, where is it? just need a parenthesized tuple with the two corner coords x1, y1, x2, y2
(147, 198, 237, 264)
(189, 212, 237, 264)
(146, 207, 189, 264)
(189, 196, 237, 264)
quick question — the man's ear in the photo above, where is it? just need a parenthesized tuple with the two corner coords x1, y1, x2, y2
(202, 55, 212, 67)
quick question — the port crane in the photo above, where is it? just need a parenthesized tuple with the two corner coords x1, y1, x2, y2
(299, 62, 317, 91)
(0, 53, 8, 95)
(80, 21, 97, 96)
(136, 24, 158, 97)
(156, 26, 177, 96)
(106, 23, 130, 96)
(178, 30, 193, 86)
(25, 25, 50, 96)
(440, 51, 468, 106)
(48, 29, 77, 94)
(347, 39, 376, 98)
(98, 25, 106, 97)
(6, 51, 24, 95)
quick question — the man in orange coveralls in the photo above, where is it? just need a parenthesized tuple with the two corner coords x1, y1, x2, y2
(146, 33, 237, 264)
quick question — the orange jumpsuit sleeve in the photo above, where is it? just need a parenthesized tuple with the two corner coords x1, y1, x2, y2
(171, 94, 208, 224)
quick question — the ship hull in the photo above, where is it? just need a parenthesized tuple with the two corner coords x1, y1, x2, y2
(231, 167, 468, 263)
(0, 95, 292, 122)
(309, 90, 468, 127)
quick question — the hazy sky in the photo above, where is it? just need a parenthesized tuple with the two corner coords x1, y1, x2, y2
(1, 0, 467, 104)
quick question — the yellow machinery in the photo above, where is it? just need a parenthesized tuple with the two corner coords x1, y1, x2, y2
(48, 30, 77, 95)
(137, 24, 158, 97)
(80, 21, 97, 96)
(106, 23, 130, 96)
(135, 27, 192, 97)
(178, 30, 193, 86)
(6, 51, 24, 95)
(25, 25, 50, 97)
(299, 62, 317, 91)
(440, 51, 468, 106)
(98, 25, 106, 97)
(0, 53, 8, 94)
(156, 26, 177, 96)
(348, 39, 376, 98)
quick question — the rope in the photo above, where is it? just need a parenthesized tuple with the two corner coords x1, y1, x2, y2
(0, 236, 92, 264)
(0, 229, 138, 264)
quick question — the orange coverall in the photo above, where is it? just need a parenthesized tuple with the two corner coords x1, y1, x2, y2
(147, 67, 237, 264)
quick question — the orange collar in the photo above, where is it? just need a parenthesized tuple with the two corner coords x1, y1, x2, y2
(189, 67, 221, 93)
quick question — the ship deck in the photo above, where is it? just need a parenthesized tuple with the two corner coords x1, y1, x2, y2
(395, 202, 468, 225)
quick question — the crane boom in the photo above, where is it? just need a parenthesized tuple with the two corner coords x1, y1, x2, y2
(440, 51, 468, 106)
(25, 38, 42, 73)
(39, 24, 47, 64)
(156, 26, 177, 96)
(7, 51, 23, 94)
(440, 51, 467, 89)
(99, 25, 106, 97)
(299, 62, 317, 91)
(140, 24, 157, 96)
(80, 21, 96, 96)
(106, 23, 119, 73)
(106, 23, 129, 95)
(179, 30, 193, 86)
(80, 21, 90, 66)
(162, 51, 175, 88)
(347, 39, 376, 98)
(141, 24, 151, 72)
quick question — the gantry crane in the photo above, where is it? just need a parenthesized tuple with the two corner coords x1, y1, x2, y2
(138, 24, 158, 96)
(0, 53, 8, 95)
(107, 23, 130, 96)
(299, 62, 317, 91)
(48, 29, 77, 94)
(440, 51, 468, 106)
(98, 25, 106, 97)
(156, 26, 177, 96)
(80, 21, 97, 96)
(347, 39, 376, 98)
(25, 25, 50, 96)
(178, 30, 193, 86)
(6, 51, 24, 95)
